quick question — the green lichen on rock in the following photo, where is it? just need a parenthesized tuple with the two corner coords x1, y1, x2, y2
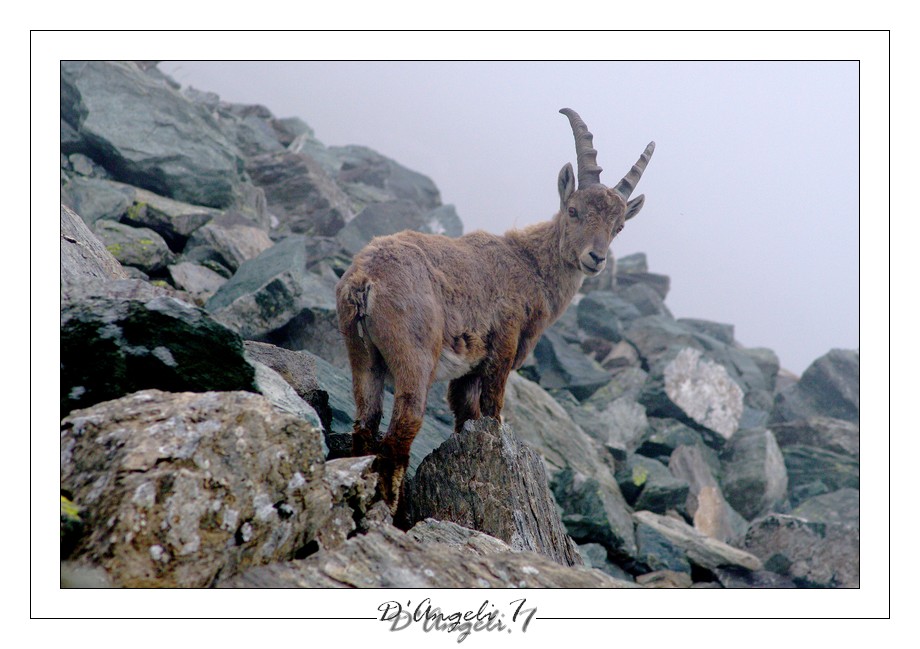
(632, 465, 649, 487)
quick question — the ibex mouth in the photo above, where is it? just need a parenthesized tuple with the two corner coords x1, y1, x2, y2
(580, 260, 604, 276)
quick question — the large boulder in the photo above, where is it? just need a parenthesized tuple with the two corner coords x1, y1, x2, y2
(60, 390, 331, 587)
(614, 454, 689, 515)
(61, 281, 256, 414)
(640, 347, 745, 442)
(61, 61, 250, 209)
(404, 418, 583, 567)
(246, 150, 355, 237)
(183, 212, 275, 275)
(61, 175, 135, 226)
(531, 329, 611, 400)
(668, 445, 747, 542)
(119, 187, 221, 251)
(772, 349, 859, 424)
(331, 144, 442, 212)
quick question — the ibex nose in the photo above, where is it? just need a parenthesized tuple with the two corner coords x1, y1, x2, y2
(588, 252, 606, 266)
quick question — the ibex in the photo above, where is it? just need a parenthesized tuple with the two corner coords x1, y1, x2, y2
(336, 108, 654, 510)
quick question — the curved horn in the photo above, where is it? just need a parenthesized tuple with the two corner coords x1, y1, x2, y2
(559, 108, 603, 187)
(614, 141, 656, 199)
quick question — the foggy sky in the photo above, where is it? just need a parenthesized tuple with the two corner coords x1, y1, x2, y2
(161, 61, 859, 376)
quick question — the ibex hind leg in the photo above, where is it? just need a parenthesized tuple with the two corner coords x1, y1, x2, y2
(448, 373, 482, 434)
(341, 320, 387, 457)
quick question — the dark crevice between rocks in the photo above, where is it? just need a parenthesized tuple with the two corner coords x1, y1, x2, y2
(293, 539, 320, 560)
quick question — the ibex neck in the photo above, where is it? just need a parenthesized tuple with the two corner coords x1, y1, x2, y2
(506, 215, 584, 320)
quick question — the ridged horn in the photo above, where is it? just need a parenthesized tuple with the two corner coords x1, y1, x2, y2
(559, 108, 603, 187)
(614, 141, 656, 199)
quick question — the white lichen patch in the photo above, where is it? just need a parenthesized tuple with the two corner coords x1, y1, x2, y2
(240, 522, 254, 543)
(521, 565, 540, 575)
(221, 508, 239, 532)
(286, 471, 306, 491)
(132, 481, 157, 509)
(253, 493, 277, 522)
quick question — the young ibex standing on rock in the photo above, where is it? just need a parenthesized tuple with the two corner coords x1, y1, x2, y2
(336, 108, 655, 511)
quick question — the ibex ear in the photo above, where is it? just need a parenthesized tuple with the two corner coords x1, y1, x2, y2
(625, 194, 645, 221)
(558, 163, 576, 209)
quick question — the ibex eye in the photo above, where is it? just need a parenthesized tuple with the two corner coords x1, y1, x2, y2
(568, 207, 578, 218)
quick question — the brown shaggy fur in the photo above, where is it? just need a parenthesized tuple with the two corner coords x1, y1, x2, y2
(336, 117, 653, 513)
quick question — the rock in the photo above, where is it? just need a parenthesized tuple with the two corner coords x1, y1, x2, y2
(404, 418, 583, 567)
(615, 454, 689, 515)
(60, 204, 130, 290)
(668, 445, 747, 542)
(783, 445, 859, 507)
(246, 150, 355, 237)
(633, 510, 763, 572)
(61, 175, 134, 226)
(331, 144, 442, 211)
(742, 513, 858, 588)
(771, 417, 859, 458)
(744, 347, 781, 393)
(577, 543, 635, 581)
(615, 252, 648, 274)
(407, 519, 513, 556)
(183, 212, 275, 274)
(532, 329, 611, 400)
(616, 281, 672, 316)
(640, 347, 745, 442)
(623, 315, 701, 366)
(249, 359, 325, 452)
(60, 390, 331, 587)
(61, 61, 249, 209)
(678, 318, 735, 345)
(791, 488, 859, 530)
(720, 428, 788, 520)
(633, 521, 692, 574)
(772, 349, 859, 424)
(219, 523, 637, 588)
(317, 456, 383, 551)
(93, 220, 176, 275)
(205, 235, 340, 353)
(713, 566, 798, 588)
(635, 570, 693, 588)
(60, 561, 115, 588)
(61, 284, 256, 414)
(636, 418, 719, 470)
(503, 373, 637, 561)
(166, 261, 227, 305)
(335, 200, 463, 256)
(120, 187, 220, 251)
(576, 291, 641, 340)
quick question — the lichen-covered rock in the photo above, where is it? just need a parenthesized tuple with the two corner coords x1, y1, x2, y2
(219, 523, 637, 588)
(120, 187, 220, 250)
(614, 454, 689, 516)
(93, 220, 176, 275)
(60, 390, 331, 587)
(61, 285, 256, 414)
(640, 347, 744, 442)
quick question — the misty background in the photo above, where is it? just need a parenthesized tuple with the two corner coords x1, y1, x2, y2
(160, 61, 859, 376)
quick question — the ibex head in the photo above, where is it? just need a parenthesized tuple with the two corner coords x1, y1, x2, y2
(557, 108, 655, 276)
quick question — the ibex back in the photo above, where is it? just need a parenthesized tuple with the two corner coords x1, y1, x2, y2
(336, 108, 655, 512)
